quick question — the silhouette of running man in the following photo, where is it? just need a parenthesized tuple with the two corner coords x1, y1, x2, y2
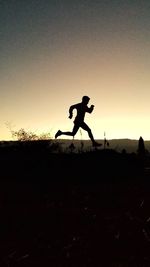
(55, 96, 102, 147)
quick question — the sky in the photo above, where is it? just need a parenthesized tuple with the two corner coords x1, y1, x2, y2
(0, 0, 150, 141)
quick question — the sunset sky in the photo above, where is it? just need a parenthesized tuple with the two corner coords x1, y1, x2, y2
(1, 0, 150, 141)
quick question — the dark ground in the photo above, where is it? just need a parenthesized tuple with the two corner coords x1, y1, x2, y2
(0, 142, 150, 267)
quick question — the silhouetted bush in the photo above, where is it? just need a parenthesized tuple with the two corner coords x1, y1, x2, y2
(137, 136, 145, 156)
(10, 128, 52, 141)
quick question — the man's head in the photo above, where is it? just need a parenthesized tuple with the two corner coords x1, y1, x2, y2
(82, 95, 90, 104)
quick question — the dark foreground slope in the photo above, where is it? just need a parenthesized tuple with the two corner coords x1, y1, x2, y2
(0, 142, 150, 267)
(0, 140, 144, 182)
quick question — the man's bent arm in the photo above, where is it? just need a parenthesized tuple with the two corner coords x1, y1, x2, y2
(68, 104, 77, 119)
(87, 105, 94, 113)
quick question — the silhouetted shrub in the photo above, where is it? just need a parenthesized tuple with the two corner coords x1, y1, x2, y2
(10, 127, 51, 141)
(137, 136, 145, 156)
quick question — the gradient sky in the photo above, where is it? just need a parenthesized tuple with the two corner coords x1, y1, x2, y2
(1, 0, 150, 141)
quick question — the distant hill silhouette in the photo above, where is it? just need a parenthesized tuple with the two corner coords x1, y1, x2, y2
(1, 138, 150, 154)
(51, 138, 150, 154)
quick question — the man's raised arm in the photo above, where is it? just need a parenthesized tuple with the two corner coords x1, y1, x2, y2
(87, 104, 94, 113)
